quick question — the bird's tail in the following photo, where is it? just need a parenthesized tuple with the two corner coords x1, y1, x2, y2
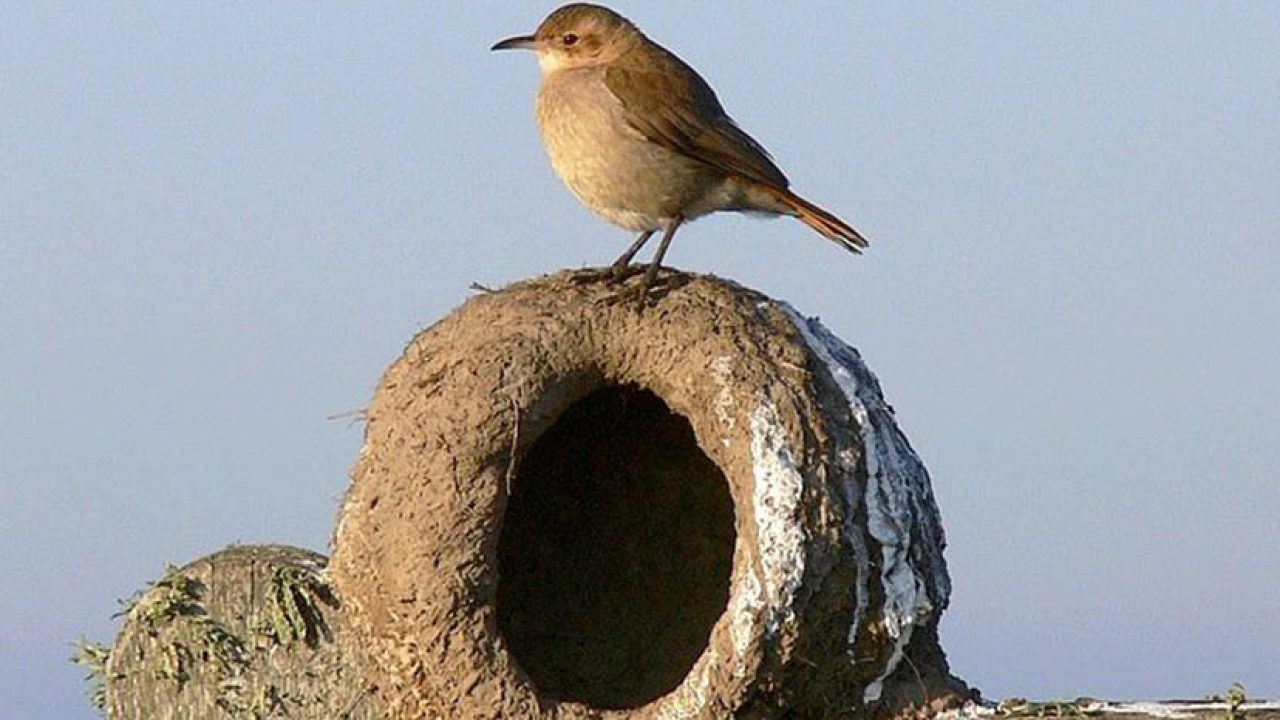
(758, 184, 869, 255)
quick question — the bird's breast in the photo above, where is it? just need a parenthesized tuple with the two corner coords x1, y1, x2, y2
(535, 69, 715, 231)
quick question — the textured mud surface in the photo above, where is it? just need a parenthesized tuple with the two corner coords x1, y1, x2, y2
(331, 268, 967, 718)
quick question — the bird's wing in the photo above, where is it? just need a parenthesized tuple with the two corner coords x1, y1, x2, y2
(603, 48, 790, 189)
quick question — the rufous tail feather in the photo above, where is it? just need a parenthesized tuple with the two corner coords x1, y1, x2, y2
(758, 184, 869, 255)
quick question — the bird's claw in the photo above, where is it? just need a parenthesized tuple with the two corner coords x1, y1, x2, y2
(570, 263, 646, 287)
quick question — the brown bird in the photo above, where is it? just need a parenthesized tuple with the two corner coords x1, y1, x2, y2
(492, 3, 867, 295)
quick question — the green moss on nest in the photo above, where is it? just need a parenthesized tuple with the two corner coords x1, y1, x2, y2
(254, 566, 338, 649)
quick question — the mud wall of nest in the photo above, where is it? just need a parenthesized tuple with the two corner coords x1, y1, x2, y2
(331, 270, 970, 719)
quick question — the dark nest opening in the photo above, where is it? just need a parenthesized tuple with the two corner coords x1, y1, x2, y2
(497, 384, 736, 709)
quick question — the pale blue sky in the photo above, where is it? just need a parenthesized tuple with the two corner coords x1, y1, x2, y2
(3, 3, 1278, 717)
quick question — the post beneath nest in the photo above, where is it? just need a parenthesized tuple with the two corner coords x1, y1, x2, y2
(105, 544, 381, 719)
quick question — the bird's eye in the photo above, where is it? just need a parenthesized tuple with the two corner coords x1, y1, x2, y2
(562, 33, 579, 46)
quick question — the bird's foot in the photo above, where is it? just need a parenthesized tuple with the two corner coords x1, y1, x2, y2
(597, 263, 668, 309)
(570, 267, 644, 307)
(569, 263, 646, 286)
(609, 262, 646, 284)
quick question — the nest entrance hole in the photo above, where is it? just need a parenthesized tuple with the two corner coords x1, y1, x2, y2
(497, 384, 736, 709)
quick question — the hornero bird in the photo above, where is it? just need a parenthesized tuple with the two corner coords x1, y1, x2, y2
(492, 3, 868, 298)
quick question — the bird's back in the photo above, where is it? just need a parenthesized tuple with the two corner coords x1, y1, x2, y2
(603, 39, 790, 190)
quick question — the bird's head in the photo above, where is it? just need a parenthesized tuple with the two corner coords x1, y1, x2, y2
(491, 4, 643, 73)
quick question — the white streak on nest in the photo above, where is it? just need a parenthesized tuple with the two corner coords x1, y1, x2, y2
(710, 355, 736, 448)
(781, 305, 951, 703)
(835, 443, 871, 652)
(730, 564, 763, 664)
(748, 400, 807, 638)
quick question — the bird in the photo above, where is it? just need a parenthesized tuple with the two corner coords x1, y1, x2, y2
(492, 3, 867, 297)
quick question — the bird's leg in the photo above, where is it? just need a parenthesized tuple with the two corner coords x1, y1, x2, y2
(571, 230, 655, 287)
(637, 216, 683, 300)
(608, 229, 655, 281)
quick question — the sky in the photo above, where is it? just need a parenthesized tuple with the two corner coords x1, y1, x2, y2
(2, 2, 1278, 717)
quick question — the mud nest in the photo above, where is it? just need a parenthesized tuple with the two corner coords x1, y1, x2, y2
(105, 544, 380, 719)
(332, 269, 971, 719)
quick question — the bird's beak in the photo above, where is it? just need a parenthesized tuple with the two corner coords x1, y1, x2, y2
(491, 34, 539, 52)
